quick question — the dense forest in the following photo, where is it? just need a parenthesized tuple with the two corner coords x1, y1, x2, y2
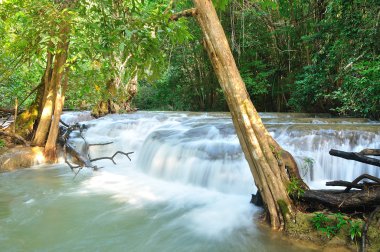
(0, 0, 379, 119)
(1, 1, 380, 250)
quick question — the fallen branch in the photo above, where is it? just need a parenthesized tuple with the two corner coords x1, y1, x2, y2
(329, 149, 380, 167)
(90, 151, 133, 164)
(344, 174, 380, 192)
(60, 121, 133, 177)
(326, 174, 380, 192)
(301, 188, 380, 211)
(326, 180, 379, 190)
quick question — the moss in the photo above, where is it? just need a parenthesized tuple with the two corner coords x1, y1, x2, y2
(367, 210, 380, 252)
(15, 104, 39, 138)
(277, 199, 289, 219)
(284, 212, 374, 251)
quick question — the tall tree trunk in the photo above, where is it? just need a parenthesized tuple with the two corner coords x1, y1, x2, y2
(192, 0, 305, 230)
(32, 70, 55, 146)
(44, 68, 68, 162)
(32, 20, 70, 147)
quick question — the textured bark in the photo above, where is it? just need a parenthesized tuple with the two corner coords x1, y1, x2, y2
(192, 0, 299, 230)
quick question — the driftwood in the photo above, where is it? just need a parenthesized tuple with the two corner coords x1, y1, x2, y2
(59, 120, 133, 177)
(301, 188, 380, 211)
(326, 174, 380, 192)
(325, 180, 378, 190)
(329, 149, 380, 167)
(300, 148, 380, 213)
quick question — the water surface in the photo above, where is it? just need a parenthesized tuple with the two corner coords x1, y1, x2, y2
(1, 111, 379, 251)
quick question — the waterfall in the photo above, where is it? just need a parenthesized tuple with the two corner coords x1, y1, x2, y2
(2, 111, 378, 251)
(66, 111, 380, 192)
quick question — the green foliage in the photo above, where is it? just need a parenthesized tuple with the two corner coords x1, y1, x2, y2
(0, 139, 5, 148)
(348, 220, 362, 241)
(288, 0, 379, 118)
(212, 0, 230, 10)
(286, 178, 305, 199)
(0, 0, 191, 110)
(1, 0, 378, 118)
(329, 59, 380, 119)
(135, 18, 226, 111)
(311, 213, 340, 238)
(311, 212, 362, 240)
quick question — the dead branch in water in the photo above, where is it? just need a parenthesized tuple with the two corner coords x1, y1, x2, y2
(59, 121, 133, 178)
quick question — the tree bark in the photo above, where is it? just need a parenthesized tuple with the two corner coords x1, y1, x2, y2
(32, 14, 70, 147)
(44, 68, 68, 162)
(31, 54, 57, 146)
(192, 0, 303, 230)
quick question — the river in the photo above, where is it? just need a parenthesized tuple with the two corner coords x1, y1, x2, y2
(0, 111, 379, 251)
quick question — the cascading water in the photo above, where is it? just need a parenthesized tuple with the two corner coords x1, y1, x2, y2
(0, 111, 379, 251)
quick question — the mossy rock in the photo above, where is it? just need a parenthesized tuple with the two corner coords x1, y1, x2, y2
(285, 212, 369, 251)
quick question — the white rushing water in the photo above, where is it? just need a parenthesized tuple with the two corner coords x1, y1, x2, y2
(0, 111, 379, 251)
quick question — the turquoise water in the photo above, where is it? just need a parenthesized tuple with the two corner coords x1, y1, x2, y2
(1, 111, 379, 251)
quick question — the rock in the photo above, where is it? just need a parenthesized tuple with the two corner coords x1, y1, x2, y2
(0, 146, 45, 172)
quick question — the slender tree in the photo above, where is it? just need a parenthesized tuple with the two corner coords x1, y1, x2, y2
(188, 0, 306, 229)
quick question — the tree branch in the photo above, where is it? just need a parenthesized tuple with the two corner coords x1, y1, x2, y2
(329, 149, 380, 167)
(90, 151, 133, 164)
(170, 8, 197, 21)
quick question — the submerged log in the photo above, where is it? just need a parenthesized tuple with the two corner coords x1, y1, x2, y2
(329, 149, 380, 167)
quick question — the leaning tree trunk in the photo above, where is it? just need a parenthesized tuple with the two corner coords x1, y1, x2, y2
(192, 0, 305, 230)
